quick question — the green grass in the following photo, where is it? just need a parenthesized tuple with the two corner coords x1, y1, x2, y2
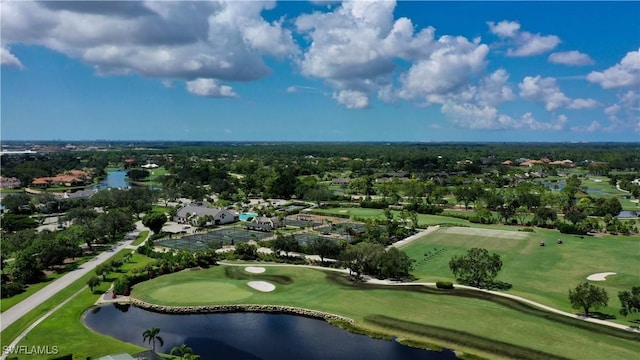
(1, 253, 99, 313)
(0, 250, 155, 350)
(15, 289, 146, 359)
(403, 226, 640, 323)
(130, 265, 639, 360)
(151, 205, 170, 213)
(131, 230, 149, 246)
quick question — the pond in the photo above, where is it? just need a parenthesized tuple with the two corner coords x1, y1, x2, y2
(83, 305, 457, 360)
(616, 210, 639, 218)
(95, 170, 130, 190)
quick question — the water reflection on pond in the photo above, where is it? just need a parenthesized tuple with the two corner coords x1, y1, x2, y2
(84, 305, 457, 360)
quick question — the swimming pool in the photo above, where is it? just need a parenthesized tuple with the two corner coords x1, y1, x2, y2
(239, 213, 257, 221)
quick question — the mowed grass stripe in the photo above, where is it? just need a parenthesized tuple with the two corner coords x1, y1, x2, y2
(404, 226, 640, 321)
(144, 281, 253, 305)
(129, 266, 639, 360)
(440, 226, 529, 240)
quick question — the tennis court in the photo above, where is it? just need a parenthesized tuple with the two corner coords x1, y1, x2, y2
(156, 228, 272, 251)
(315, 222, 368, 235)
(293, 233, 340, 246)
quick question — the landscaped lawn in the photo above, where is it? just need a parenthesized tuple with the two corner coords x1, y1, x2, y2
(402, 226, 640, 323)
(1, 253, 101, 313)
(130, 265, 639, 360)
(0, 250, 155, 351)
(131, 230, 149, 246)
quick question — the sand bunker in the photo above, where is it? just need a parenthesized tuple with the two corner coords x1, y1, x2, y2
(586, 272, 617, 281)
(245, 266, 266, 274)
(248, 281, 275, 292)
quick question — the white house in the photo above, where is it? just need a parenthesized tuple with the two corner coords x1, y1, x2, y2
(175, 204, 239, 226)
(245, 216, 283, 232)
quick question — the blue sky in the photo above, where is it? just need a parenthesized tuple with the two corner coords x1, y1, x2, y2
(1, 1, 639, 142)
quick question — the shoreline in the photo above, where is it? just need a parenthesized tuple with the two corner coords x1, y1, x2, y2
(127, 297, 355, 324)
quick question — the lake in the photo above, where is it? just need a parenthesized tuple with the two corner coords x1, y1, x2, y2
(96, 170, 130, 190)
(83, 305, 457, 360)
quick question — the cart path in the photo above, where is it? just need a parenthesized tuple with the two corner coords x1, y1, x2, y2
(220, 262, 640, 333)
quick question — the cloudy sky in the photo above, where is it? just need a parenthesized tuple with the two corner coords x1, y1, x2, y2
(1, 1, 639, 142)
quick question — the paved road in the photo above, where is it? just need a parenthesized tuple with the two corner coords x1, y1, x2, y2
(0, 221, 148, 332)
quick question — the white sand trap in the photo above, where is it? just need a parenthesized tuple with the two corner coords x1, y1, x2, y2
(593, 179, 603, 182)
(245, 266, 266, 274)
(248, 281, 275, 292)
(587, 272, 617, 281)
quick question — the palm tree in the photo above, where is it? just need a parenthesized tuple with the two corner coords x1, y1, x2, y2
(142, 327, 164, 352)
(170, 344, 193, 358)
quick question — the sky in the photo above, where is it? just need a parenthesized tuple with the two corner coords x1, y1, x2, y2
(1, 0, 639, 142)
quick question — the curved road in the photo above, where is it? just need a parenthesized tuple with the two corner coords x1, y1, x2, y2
(0, 221, 148, 332)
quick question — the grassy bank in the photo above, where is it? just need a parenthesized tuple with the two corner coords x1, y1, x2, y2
(130, 265, 639, 360)
(1, 250, 154, 354)
(402, 226, 640, 324)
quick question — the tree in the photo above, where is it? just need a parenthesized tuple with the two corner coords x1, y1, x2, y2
(2, 193, 32, 214)
(127, 169, 150, 182)
(87, 276, 101, 292)
(271, 235, 300, 257)
(142, 212, 168, 234)
(142, 327, 164, 352)
(534, 207, 557, 226)
(170, 344, 194, 358)
(234, 243, 257, 260)
(449, 248, 502, 288)
(1, 214, 37, 232)
(11, 250, 44, 284)
(375, 247, 413, 279)
(95, 209, 134, 242)
(568, 282, 609, 317)
(618, 286, 640, 317)
(308, 237, 341, 265)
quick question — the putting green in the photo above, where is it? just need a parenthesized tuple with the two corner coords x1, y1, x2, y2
(143, 281, 252, 304)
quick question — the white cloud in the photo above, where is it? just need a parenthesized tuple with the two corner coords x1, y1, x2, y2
(548, 51, 594, 66)
(568, 98, 599, 110)
(604, 90, 640, 131)
(398, 36, 489, 102)
(186, 78, 237, 98)
(0, 1, 298, 94)
(487, 20, 520, 38)
(587, 49, 640, 89)
(332, 90, 369, 109)
(572, 91, 639, 133)
(295, 0, 442, 108)
(519, 76, 569, 111)
(441, 101, 567, 130)
(488, 20, 560, 57)
(0, 46, 24, 69)
(518, 75, 598, 112)
(475, 69, 515, 106)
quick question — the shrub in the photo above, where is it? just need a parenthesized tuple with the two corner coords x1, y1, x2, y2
(518, 227, 535, 232)
(436, 281, 454, 289)
(1, 282, 25, 298)
(558, 223, 588, 235)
